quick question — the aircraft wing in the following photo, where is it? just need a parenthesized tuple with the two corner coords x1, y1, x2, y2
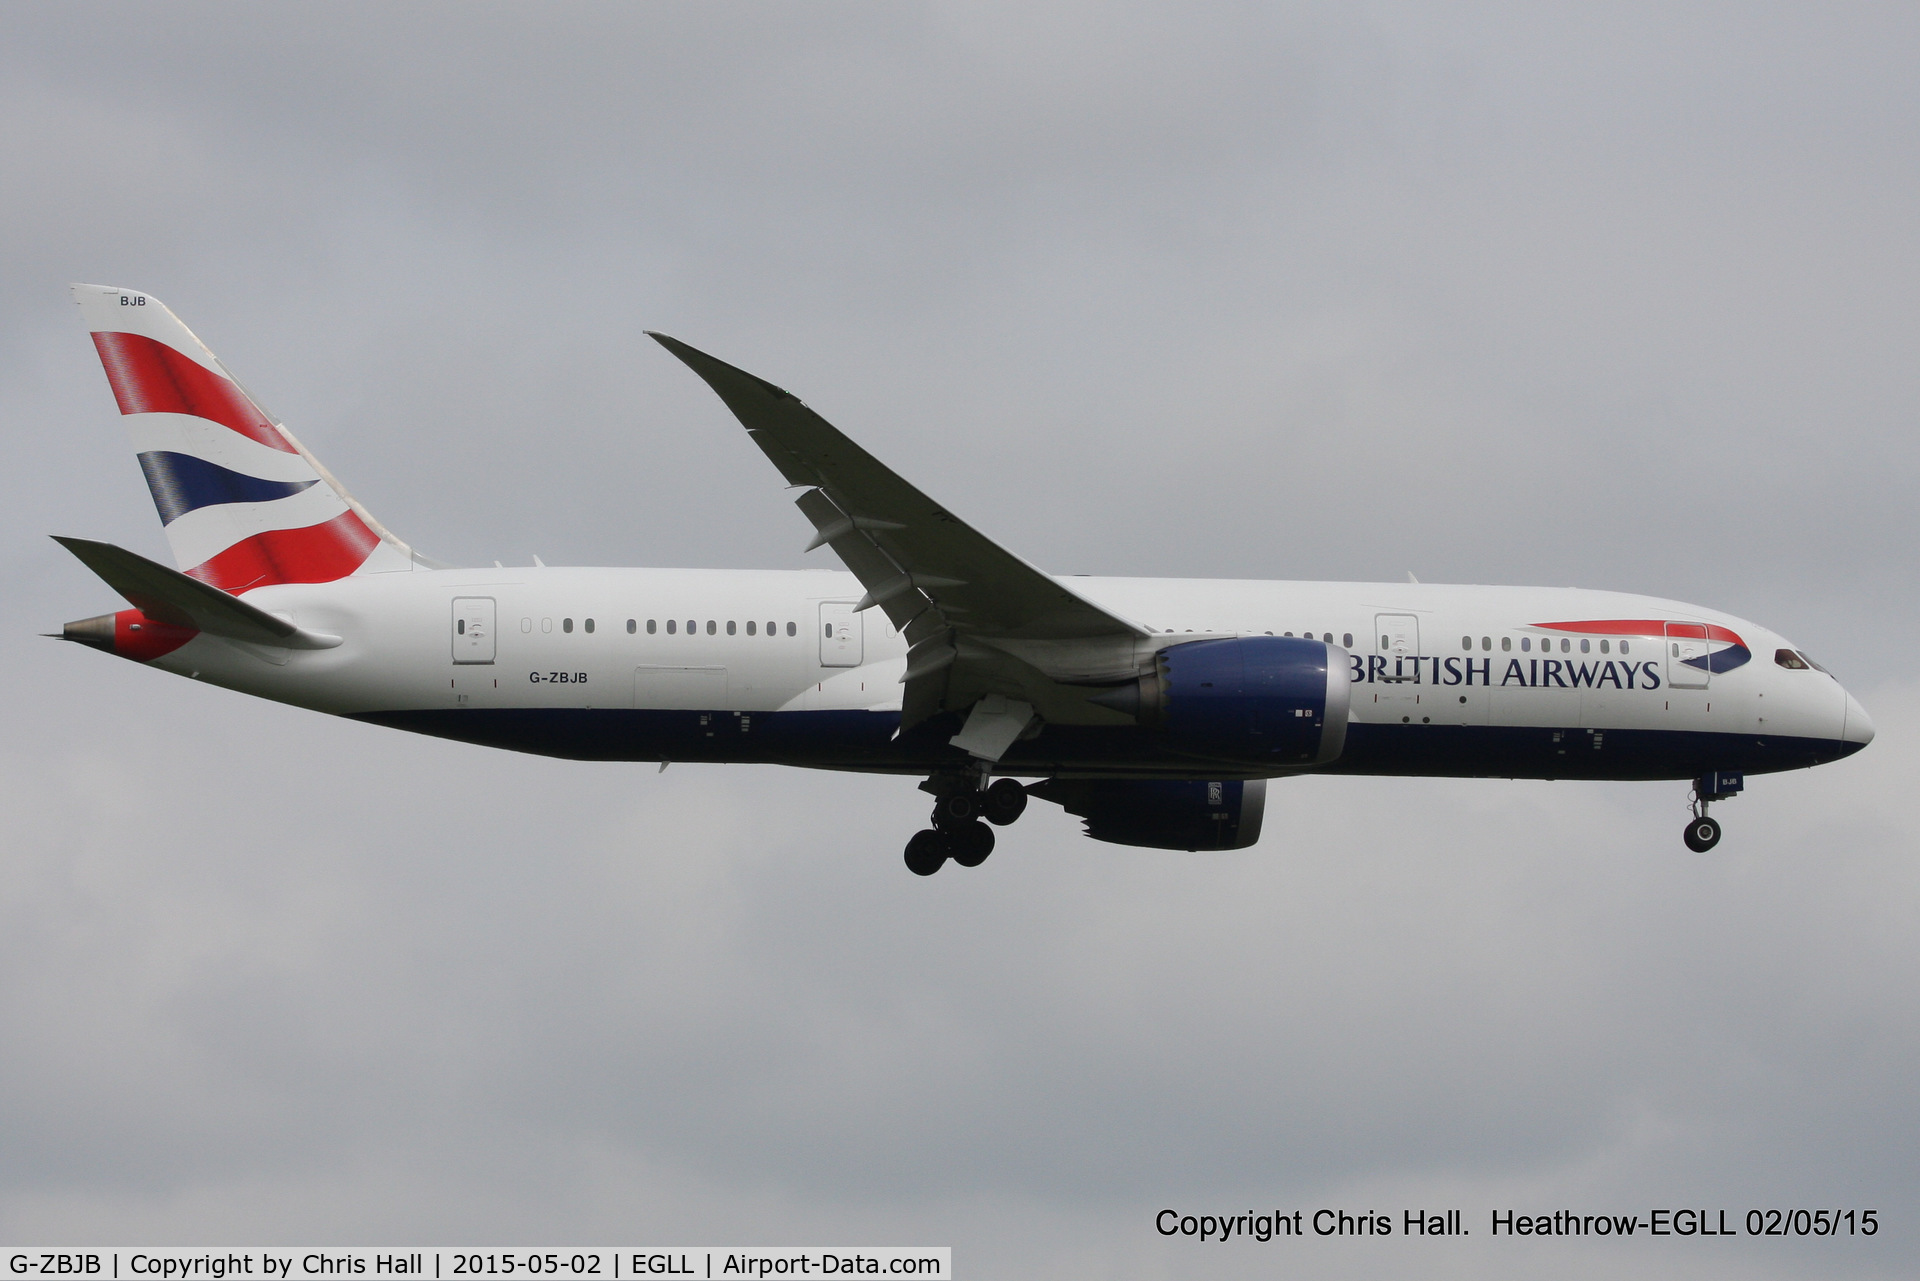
(649, 334, 1146, 736)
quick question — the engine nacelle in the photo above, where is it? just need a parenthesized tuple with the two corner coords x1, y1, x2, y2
(1029, 778, 1267, 850)
(1095, 636, 1350, 766)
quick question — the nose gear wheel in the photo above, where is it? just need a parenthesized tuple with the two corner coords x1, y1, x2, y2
(1683, 815, 1722, 852)
(1682, 777, 1729, 851)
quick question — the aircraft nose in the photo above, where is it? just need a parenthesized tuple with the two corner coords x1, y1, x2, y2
(1842, 689, 1875, 749)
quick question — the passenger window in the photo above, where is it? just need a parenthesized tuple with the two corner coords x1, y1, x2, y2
(1775, 648, 1811, 669)
(1621, 640, 1630, 655)
(562, 618, 573, 634)
(1520, 637, 1530, 652)
(542, 618, 553, 634)
(521, 618, 531, 633)
(457, 620, 466, 634)
(647, 619, 656, 634)
(686, 620, 695, 634)
(825, 623, 833, 638)
(1461, 635, 1471, 650)
(627, 619, 636, 634)
(1342, 633, 1352, 648)
(787, 622, 796, 637)
(1285, 631, 1294, 637)
(768, 621, 777, 636)
(747, 621, 756, 635)
(706, 620, 716, 635)
(1481, 636, 1491, 650)
(727, 621, 736, 635)
(1323, 633, 1332, 643)
(1599, 639, 1609, 653)
(1501, 637, 1510, 651)
(585, 618, 595, 634)
(1560, 638, 1570, 653)
(667, 619, 677, 634)
(1580, 638, 1589, 653)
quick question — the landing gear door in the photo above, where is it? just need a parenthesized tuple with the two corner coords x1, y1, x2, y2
(452, 597, 496, 664)
(1667, 623, 1711, 690)
(1375, 613, 1420, 683)
(820, 602, 862, 668)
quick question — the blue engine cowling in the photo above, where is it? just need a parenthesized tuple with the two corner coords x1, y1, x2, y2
(1028, 778, 1267, 850)
(1096, 636, 1350, 766)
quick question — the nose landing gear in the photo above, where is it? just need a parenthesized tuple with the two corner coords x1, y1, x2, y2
(1683, 813, 1722, 853)
(1682, 771, 1742, 852)
(903, 774, 1029, 875)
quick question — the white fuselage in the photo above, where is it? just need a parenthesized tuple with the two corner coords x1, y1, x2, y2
(131, 566, 1870, 780)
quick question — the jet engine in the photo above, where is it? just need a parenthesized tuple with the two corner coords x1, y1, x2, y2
(1092, 635, 1350, 766)
(1029, 778, 1267, 850)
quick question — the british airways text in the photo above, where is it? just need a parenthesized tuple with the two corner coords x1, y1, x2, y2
(1349, 655, 1663, 690)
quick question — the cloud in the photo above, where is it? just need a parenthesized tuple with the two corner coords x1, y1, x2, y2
(2, 5, 1915, 1276)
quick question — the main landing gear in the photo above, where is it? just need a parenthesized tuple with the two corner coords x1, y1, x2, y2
(1682, 771, 1742, 852)
(904, 775, 1029, 876)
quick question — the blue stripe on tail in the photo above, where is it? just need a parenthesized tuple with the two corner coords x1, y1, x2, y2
(136, 451, 317, 525)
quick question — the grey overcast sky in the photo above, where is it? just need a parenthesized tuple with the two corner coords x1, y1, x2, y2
(2, 4, 1916, 1277)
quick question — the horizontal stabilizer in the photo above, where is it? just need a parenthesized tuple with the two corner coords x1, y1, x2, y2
(52, 536, 341, 649)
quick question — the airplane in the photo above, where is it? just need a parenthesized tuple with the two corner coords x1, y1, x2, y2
(51, 285, 1874, 874)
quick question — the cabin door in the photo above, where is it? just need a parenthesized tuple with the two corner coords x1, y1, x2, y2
(1666, 623, 1711, 690)
(820, 602, 862, 667)
(452, 597, 496, 664)
(1375, 614, 1421, 683)
(1371, 612, 1425, 719)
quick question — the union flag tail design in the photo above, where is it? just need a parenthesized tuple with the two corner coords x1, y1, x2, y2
(71, 284, 415, 594)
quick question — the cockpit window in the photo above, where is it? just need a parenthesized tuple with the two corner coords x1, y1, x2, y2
(1798, 650, 1830, 674)
(1775, 648, 1810, 670)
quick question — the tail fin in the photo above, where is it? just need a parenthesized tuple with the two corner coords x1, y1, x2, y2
(70, 284, 418, 594)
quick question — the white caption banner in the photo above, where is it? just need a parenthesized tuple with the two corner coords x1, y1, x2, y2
(3, 1252, 950, 1281)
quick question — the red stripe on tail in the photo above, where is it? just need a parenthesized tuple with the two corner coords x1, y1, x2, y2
(185, 510, 382, 593)
(90, 331, 297, 454)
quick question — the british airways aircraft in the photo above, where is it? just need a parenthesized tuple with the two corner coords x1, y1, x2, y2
(53, 285, 1873, 874)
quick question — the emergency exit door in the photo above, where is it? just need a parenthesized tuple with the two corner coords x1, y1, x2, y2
(452, 597, 496, 663)
(819, 602, 862, 667)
